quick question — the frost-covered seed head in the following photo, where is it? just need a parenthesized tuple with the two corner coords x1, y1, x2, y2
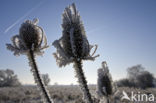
(19, 18, 43, 50)
(53, 3, 99, 67)
(61, 3, 89, 58)
(6, 18, 48, 56)
(97, 61, 116, 98)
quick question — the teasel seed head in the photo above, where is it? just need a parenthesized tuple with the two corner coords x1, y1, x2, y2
(96, 61, 117, 98)
(6, 18, 48, 56)
(53, 3, 99, 67)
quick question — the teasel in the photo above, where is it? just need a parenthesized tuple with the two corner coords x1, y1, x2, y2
(6, 19, 53, 103)
(96, 61, 117, 103)
(52, 3, 99, 103)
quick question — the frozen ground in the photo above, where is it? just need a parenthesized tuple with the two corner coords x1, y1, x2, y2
(0, 85, 156, 103)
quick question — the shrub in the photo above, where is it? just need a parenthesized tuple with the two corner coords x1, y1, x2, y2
(116, 78, 135, 87)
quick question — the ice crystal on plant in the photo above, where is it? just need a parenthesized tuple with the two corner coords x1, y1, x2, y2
(97, 61, 117, 98)
(27, 53, 53, 103)
(53, 3, 98, 103)
(53, 3, 99, 67)
(6, 18, 48, 56)
(6, 18, 53, 103)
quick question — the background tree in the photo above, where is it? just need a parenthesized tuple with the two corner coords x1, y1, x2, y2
(127, 64, 144, 80)
(116, 65, 155, 89)
(0, 69, 21, 87)
(115, 78, 135, 87)
(136, 71, 155, 89)
(42, 74, 50, 86)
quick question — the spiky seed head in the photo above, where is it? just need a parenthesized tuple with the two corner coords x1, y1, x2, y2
(61, 3, 89, 58)
(19, 19, 43, 50)
(97, 61, 115, 98)
(53, 3, 99, 67)
(6, 18, 48, 56)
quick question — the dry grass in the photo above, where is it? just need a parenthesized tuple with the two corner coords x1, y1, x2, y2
(0, 85, 155, 103)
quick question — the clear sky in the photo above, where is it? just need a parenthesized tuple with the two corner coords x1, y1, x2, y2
(0, 0, 156, 85)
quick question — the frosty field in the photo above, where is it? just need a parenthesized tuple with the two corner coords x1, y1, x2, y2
(0, 85, 156, 103)
(1, 0, 156, 103)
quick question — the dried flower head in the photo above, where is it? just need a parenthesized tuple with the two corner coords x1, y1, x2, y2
(97, 61, 117, 98)
(53, 3, 99, 67)
(6, 18, 48, 56)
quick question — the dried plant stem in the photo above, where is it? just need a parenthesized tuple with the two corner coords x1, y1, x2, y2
(107, 98, 110, 103)
(74, 59, 93, 103)
(27, 50, 53, 103)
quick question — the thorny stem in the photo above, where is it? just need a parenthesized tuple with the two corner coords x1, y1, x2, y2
(74, 59, 93, 103)
(107, 98, 109, 103)
(28, 50, 53, 103)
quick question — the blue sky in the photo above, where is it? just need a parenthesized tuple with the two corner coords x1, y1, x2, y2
(0, 0, 156, 85)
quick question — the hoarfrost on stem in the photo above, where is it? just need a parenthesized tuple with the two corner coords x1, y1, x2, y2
(6, 19, 53, 103)
(96, 61, 118, 103)
(52, 3, 99, 103)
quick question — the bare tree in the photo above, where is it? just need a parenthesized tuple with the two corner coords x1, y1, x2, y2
(127, 64, 144, 79)
(0, 69, 21, 87)
(117, 65, 155, 89)
(42, 74, 50, 86)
